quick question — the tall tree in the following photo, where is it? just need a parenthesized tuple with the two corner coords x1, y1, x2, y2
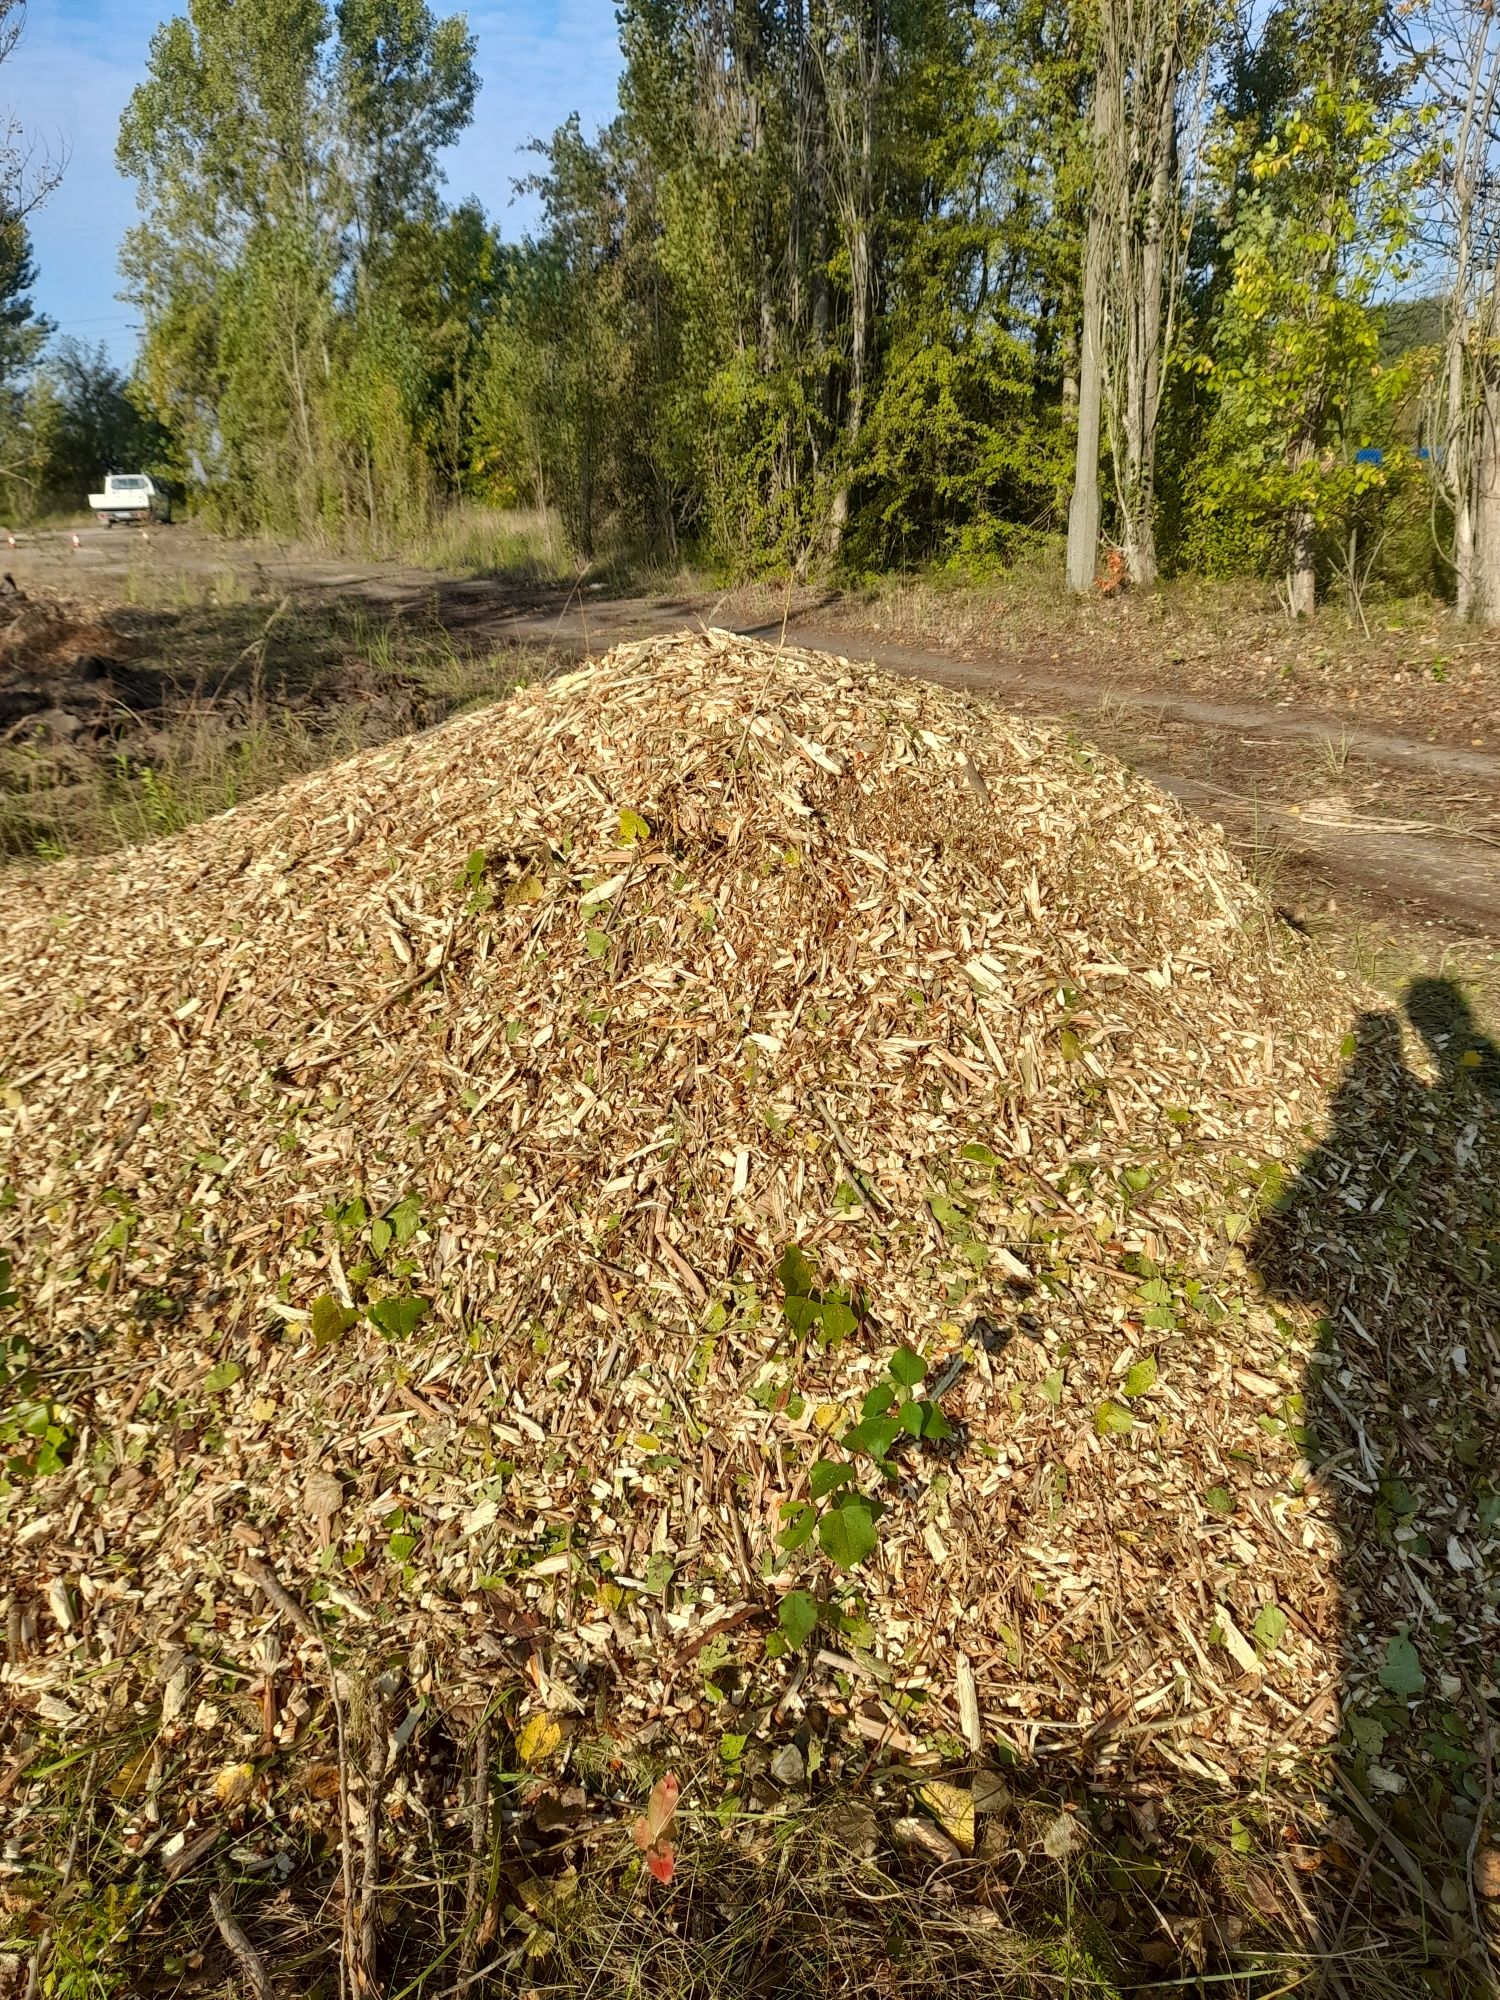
(1415, 0, 1500, 622)
(1067, 0, 1212, 592)
(334, 0, 477, 281)
(1196, 0, 1409, 617)
(118, 0, 478, 539)
(0, 1, 65, 500)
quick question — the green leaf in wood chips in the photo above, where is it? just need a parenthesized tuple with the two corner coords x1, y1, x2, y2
(778, 1590, 819, 1648)
(1121, 1355, 1158, 1398)
(818, 1496, 879, 1569)
(310, 1293, 358, 1348)
(1253, 1603, 1288, 1654)
(1094, 1400, 1134, 1438)
(841, 1415, 901, 1459)
(1378, 1632, 1425, 1698)
(888, 1346, 927, 1387)
(204, 1361, 241, 1394)
(818, 1297, 858, 1344)
(368, 1295, 428, 1339)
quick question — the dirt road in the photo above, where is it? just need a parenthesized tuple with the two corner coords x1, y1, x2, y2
(9, 523, 1499, 950)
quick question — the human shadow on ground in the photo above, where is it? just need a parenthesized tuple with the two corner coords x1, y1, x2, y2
(1252, 978, 1500, 1995)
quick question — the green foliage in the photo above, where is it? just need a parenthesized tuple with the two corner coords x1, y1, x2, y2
(777, 1243, 860, 1347)
(1191, 63, 1420, 597)
(777, 1589, 820, 1648)
(0, 1251, 75, 1481)
(92, 0, 1438, 589)
(116, 0, 481, 542)
(1378, 1630, 1425, 1699)
(771, 1331, 953, 1575)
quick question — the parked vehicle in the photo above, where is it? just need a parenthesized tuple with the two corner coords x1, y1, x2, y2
(88, 474, 172, 526)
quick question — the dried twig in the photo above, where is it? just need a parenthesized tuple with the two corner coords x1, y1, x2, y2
(457, 1720, 491, 1983)
(356, 1684, 390, 1995)
(209, 1882, 274, 2000)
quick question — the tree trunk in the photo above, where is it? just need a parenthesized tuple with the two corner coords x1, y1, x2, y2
(1454, 496, 1475, 622)
(1287, 501, 1316, 619)
(1065, 87, 1109, 595)
(821, 0, 880, 565)
(1472, 360, 1500, 624)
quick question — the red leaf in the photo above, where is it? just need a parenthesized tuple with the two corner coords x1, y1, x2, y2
(631, 1772, 680, 1882)
(643, 1771, 679, 1845)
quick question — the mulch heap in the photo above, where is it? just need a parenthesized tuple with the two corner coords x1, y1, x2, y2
(2, 631, 1496, 1968)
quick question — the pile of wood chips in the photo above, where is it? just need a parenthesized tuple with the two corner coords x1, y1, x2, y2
(4, 629, 1478, 1845)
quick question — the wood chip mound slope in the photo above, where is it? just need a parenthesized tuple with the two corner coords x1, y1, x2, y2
(3, 630, 1454, 1787)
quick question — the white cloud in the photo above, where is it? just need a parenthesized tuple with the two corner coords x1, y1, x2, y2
(8, 0, 623, 364)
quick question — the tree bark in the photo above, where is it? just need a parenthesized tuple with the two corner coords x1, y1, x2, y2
(1472, 359, 1500, 624)
(1065, 84, 1110, 596)
(1287, 500, 1316, 619)
(1454, 493, 1475, 623)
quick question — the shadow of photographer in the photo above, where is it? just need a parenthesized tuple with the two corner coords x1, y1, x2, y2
(1252, 977, 1500, 1994)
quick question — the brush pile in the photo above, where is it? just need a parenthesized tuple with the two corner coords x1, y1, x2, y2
(2, 632, 1495, 1932)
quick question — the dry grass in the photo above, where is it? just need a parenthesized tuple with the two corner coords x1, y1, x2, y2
(0, 586, 547, 861)
(408, 503, 571, 581)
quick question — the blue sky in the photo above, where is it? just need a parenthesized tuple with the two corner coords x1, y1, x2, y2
(11, 0, 625, 365)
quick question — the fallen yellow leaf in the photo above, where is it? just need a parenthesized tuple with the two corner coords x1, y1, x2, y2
(916, 1779, 975, 1856)
(517, 1713, 563, 1768)
(213, 1762, 256, 1809)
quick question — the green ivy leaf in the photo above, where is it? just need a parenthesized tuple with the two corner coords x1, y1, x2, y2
(618, 808, 651, 845)
(389, 1195, 422, 1247)
(204, 1361, 241, 1394)
(809, 1459, 855, 1498)
(818, 1297, 858, 1344)
(369, 1217, 393, 1257)
(777, 1501, 818, 1553)
(928, 1193, 968, 1237)
(842, 1415, 902, 1459)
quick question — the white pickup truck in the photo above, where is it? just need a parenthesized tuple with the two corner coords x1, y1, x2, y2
(88, 474, 172, 526)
